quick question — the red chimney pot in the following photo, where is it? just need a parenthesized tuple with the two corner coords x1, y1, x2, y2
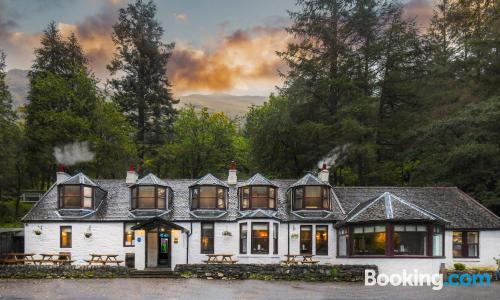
(322, 163, 327, 170)
(229, 161, 237, 170)
(129, 164, 135, 172)
(58, 164, 65, 172)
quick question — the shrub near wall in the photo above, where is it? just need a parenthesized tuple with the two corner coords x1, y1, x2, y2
(175, 264, 378, 281)
(0, 265, 130, 279)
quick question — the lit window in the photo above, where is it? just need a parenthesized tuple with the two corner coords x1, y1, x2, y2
(201, 222, 214, 254)
(293, 186, 330, 210)
(239, 186, 277, 209)
(124, 223, 136, 247)
(316, 225, 328, 255)
(393, 225, 427, 256)
(300, 225, 313, 254)
(60, 226, 72, 248)
(131, 186, 168, 210)
(353, 225, 386, 255)
(59, 185, 94, 209)
(251, 223, 269, 254)
(453, 231, 479, 258)
(191, 186, 226, 210)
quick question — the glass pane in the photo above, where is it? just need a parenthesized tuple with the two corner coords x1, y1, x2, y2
(353, 226, 363, 234)
(83, 197, 92, 208)
(240, 223, 247, 254)
(433, 233, 442, 256)
(468, 244, 478, 257)
(304, 186, 321, 208)
(252, 186, 268, 197)
(364, 226, 374, 233)
(201, 223, 214, 254)
(83, 187, 92, 197)
(375, 226, 386, 233)
(60, 227, 72, 248)
(417, 225, 427, 232)
(453, 244, 462, 257)
(252, 224, 268, 231)
(393, 231, 427, 255)
(294, 188, 303, 209)
(453, 232, 463, 244)
(316, 226, 328, 255)
(406, 225, 417, 232)
(157, 188, 166, 209)
(199, 186, 217, 208)
(394, 225, 405, 232)
(65, 186, 80, 196)
(137, 186, 155, 208)
(251, 223, 269, 254)
(124, 223, 135, 246)
(353, 228, 386, 255)
(269, 188, 275, 198)
(300, 225, 313, 254)
(338, 231, 347, 256)
(63, 186, 81, 208)
(467, 232, 478, 243)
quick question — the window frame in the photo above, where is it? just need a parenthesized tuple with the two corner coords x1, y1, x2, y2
(190, 185, 227, 210)
(453, 231, 479, 258)
(123, 222, 137, 247)
(300, 225, 313, 255)
(315, 225, 329, 256)
(239, 185, 277, 210)
(293, 186, 331, 210)
(337, 223, 445, 258)
(200, 222, 215, 254)
(251, 222, 270, 254)
(130, 185, 168, 210)
(60, 226, 72, 248)
(58, 184, 95, 209)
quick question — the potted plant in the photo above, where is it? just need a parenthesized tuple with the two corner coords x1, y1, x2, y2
(494, 256, 500, 279)
(33, 226, 42, 236)
(222, 230, 232, 237)
(84, 226, 92, 238)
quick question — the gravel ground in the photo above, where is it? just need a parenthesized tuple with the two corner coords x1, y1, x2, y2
(0, 278, 498, 300)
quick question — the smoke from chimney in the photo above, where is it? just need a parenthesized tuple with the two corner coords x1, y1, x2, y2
(54, 141, 95, 166)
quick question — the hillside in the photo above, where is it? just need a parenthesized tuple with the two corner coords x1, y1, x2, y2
(6, 69, 267, 116)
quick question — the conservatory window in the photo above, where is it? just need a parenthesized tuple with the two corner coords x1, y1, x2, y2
(393, 224, 427, 256)
(353, 225, 386, 255)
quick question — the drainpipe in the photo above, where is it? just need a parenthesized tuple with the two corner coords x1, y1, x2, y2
(185, 223, 192, 264)
(287, 223, 290, 255)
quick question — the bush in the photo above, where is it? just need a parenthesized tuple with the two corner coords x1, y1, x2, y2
(454, 263, 466, 271)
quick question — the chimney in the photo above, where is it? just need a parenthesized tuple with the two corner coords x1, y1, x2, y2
(126, 164, 138, 185)
(227, 161, 237, 185)
(56, 164, 71, 184)
(318, 163, 329, 183)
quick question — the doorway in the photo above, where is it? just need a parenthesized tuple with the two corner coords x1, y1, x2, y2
(158, 231, 171, 267)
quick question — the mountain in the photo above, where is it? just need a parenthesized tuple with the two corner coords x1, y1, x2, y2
(6, 69, 29, 108)
(5, 69, 268, 116)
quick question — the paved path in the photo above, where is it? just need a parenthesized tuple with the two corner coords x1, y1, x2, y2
(0, 279, 498, 300)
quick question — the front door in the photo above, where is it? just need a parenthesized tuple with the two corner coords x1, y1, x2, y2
(158, 231, 171, 267)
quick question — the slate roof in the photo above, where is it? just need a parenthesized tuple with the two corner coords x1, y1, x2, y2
(135, 173, 168, 186)
(289, 173, 332, 188)
(189, 173, 229, 188)
(239, 173, 277, 187)
(22, 174, 500, 229)
(60, 173, 102, 188)
(338, 192, 449, 226)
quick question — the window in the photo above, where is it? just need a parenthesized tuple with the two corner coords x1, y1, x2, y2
(240, 186, 276, 209)
(124, 223, 136, 247)
(453, 231, 479, 258)
(293, 186, 330, 210)
(60, 226, 72, 248)
(316, 225, 328, 255)
(273, 223, 278, 254)
(240, 223, 247, 254)
(393, 225, 427, 256)
(337, 227, 348, 257)
(58, 185, 94, 209)
(300, 225, 313, 254)
(251, 223, 269, 254)
(131, 186, 167, 210)
(201, 222, 214, 254)
(191, 186, 226, 210)
(433, 226, 444, 256)
(353, 225, 386, 255)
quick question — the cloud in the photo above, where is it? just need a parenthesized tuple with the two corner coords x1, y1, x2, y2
(402, 0, 435, 31)
(175, 13, 188, 22)
(168, 25, 290, 95)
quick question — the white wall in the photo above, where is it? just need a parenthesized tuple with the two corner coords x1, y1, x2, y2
(24, 222, 135, 265)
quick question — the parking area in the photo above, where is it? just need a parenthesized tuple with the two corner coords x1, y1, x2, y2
(0, 278, 498, 300)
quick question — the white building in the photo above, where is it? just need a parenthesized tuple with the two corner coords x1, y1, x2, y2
(23, 164, 500, 275)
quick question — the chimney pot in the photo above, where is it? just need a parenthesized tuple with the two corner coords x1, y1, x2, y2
(227, 161, 237, 185)
(56, 165, 70, 184)
(318, 163, 330, 183)
(126, 164, 138, 185)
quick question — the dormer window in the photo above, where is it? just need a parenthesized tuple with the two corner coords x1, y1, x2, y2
(58, 185, 94, 209)
(240, 186, 276, 210)
(293, 186, 330, 210)
(131, 186, 167, 210)
(191, 186, 226, 210)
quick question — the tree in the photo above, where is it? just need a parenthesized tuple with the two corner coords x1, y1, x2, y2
(25, 23, 99, 188)
(156, 106, 238, 179)
(108, 0, 178, 162)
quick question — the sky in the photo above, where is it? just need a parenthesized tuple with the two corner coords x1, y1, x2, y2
(0, 0, 434, 96)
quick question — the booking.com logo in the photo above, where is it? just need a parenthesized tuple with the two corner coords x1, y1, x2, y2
(365, 269, 491, 290)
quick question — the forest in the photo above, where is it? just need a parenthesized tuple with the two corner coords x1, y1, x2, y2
(1, 0, 500, 225)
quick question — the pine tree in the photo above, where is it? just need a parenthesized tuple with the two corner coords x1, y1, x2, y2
(108, 0, 178, 162)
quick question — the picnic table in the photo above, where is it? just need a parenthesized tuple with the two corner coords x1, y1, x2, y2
(85, 254, 123, 266)
(38, 253, 73, 265)
(3, 253, 36, 265)
(282, 254, 320, 265)
(203, 254, 238, 264)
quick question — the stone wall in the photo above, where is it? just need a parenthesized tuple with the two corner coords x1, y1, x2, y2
(0, 265, 130, 279)
(175, 264, 377, 281)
